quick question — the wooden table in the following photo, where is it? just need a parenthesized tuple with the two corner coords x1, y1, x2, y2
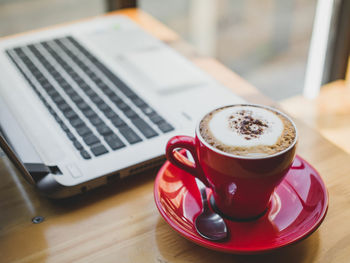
(1, 9, 350, 263)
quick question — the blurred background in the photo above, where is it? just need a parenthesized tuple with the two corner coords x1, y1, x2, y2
(142, 0, 317, 101)
(0, 0, 319, 101)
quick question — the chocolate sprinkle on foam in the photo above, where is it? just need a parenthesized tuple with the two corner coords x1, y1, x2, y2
(228, 110, 269, 140)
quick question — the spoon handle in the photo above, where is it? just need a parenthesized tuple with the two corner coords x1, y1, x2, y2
(196, 178, 209, 209)
(186, 150, 209, 209)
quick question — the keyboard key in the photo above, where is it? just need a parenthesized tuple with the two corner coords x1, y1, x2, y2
(77, 101, 90, 110)
(82, 109, 96, 118)
(48, 106, 55, 115)
(73, 140, 83, 150)
(149, 113, 164, 124)
(96, 124, 113, 136)
(37, 92, 44, 101)
(60, 82, 70, 89)
(71, 94, 83, 103)
(85, 69, 94, 75)
(67, 90, 79, 97)
(72, 75, 81, 82)
(132, 118, 158, 139)
(57, 102, 71, 112)
(54, 114, 62, 123)
(118, 127, 142, 144)
(158, 122, 175, 133)
(104, 110, 118, 119)
(79, 82, 89, 90)
(41, 83, 53, 91)
(76, 125, 92, 136)
(111, 116, 126, 127)
(115, 101, 129, 110)
(83, 134, 100, 145)
(97, 103, 111, 112)
(124, 109, 138, 118)
(90, 144, 108, 156)
(64, 110, 79, 120)
(90, 74, 99, 81)
(103, 88, 115, 96)
(47, 89, 59, 97)
(110, 94, 122, 103)
(89, 116, 103, 126)
(54, 75, 64, 82)
(85, 89, 96, 97)
(70, 118, 84, 128)
(80, 150, 91, 159)
(52, 95, 64, 104)
(132, 97, 147, 107)
(66, 131, 76, 141)
(91, 96, 103, 104)
(118, 85, 137, 98)
(60, 122, 69, 132)
(65, 87, 77, 96)
(140, 106, 155, 116)
(104, 134, 125, 150)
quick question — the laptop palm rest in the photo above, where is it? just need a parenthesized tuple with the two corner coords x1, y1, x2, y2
(120, 48, 208, 94)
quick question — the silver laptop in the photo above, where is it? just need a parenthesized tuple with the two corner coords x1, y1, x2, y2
(0, 15, 244, 198)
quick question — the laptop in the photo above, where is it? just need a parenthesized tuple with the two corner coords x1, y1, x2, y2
(0, 15, 244, 198)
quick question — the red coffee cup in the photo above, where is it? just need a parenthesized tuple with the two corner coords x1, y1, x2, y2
(166, 104, 297, 220)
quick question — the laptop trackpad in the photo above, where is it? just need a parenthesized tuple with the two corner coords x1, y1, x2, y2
(121, 48, 207, 94)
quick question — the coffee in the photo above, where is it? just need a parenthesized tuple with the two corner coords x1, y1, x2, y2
(199, 105, 296, 157)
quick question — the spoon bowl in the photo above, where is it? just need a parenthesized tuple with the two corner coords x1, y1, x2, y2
(195, 178, 228, 241)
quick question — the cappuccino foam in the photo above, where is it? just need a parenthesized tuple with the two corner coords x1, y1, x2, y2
(199, 105, 296, 157)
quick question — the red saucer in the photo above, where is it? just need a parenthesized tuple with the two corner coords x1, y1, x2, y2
(154, 155, 328, 254)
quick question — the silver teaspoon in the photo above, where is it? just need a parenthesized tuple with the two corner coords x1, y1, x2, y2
(194, 178, 228, 241)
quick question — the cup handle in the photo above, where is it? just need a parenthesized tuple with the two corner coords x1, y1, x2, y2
(166, 135, 209, 187)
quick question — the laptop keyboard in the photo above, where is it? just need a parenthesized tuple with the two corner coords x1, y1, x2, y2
(5, 36, 174, 160)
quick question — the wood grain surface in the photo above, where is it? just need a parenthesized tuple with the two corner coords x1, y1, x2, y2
(1, 9, 350, 263)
